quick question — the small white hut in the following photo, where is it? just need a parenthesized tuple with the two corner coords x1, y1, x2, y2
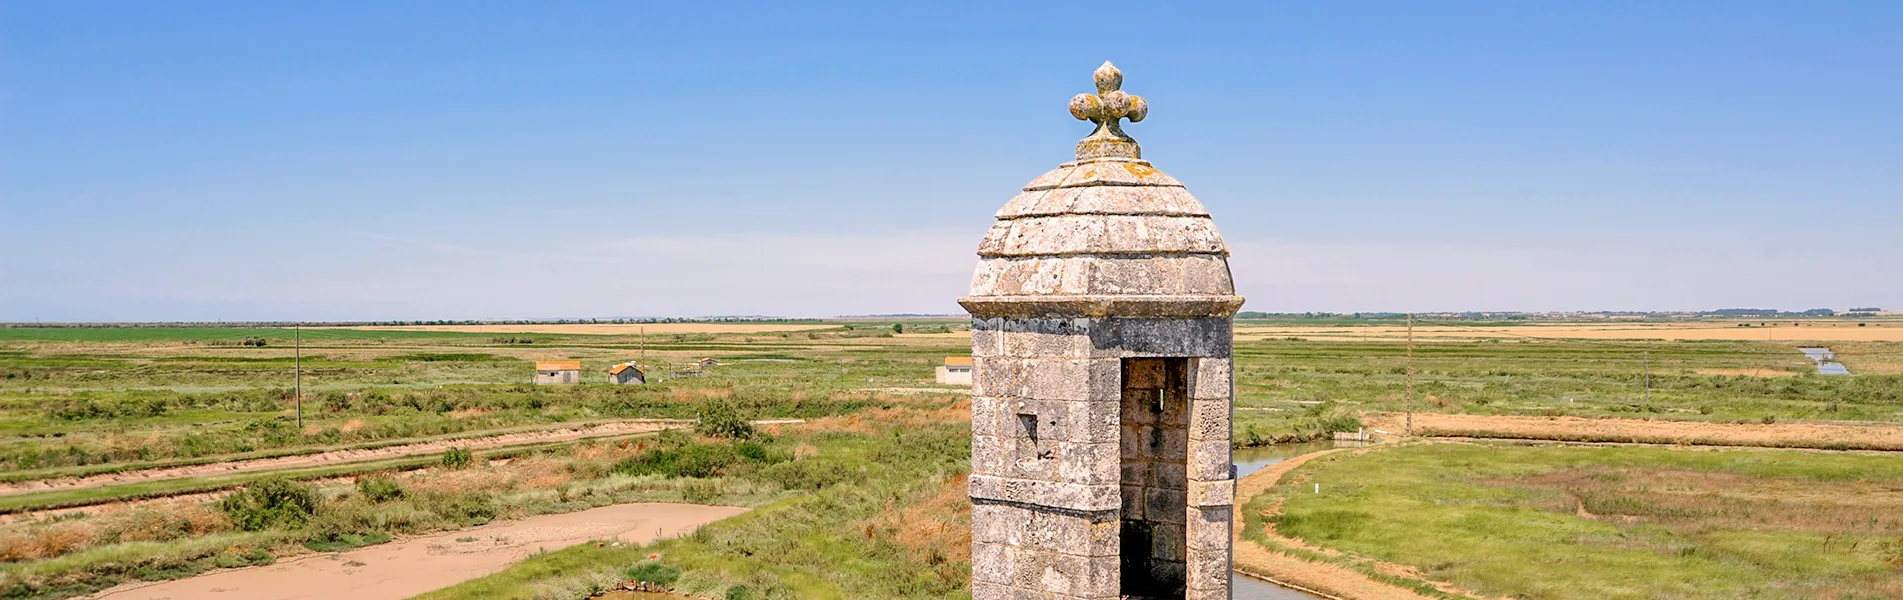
(534, 361, 580, 385)
(935, 356, 972, 385)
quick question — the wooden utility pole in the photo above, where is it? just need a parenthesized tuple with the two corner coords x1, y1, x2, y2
(1643, 350, 1651, 403)
(1406, 312, 1415, 437)
(294, 323, 302, 429)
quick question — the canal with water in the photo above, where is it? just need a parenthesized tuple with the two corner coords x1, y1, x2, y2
(1798, 347, 1852, 375)
(1229, 441, 1341, 599)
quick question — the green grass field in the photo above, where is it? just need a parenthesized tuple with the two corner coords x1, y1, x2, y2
(1, 321, 1900, 600)
(1253, 442, 1903, 600)
(1231, 337, 1903, 444)
(0, 323, 968, 475)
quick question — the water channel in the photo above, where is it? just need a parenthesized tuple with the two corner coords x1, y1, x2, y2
(1229, 441, 1341, 600)
(1798, 347, 1852, 375)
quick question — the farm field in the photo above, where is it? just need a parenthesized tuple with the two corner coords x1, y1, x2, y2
(332, 323, 842, 335)
(0, 320, 1899, 599)
(1229, 333, 1903, 445)
(1245, 442, 1903, 600)
(0, 323, 975, 599)
(1235, 319, 1903, 342)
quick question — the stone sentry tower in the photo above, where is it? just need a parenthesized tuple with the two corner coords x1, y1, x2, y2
(964, 62, 1240, 600)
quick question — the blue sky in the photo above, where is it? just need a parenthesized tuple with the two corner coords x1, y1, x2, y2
(2, 1, 1898, 321)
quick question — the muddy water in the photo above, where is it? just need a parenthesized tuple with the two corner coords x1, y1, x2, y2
(1231, 441, 1339, 600)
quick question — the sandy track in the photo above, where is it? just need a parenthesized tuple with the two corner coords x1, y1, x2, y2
(332, 323, 837, 334)
(88, 502, 748, 600)
(1365, 413, 1903, 449)
(1231, 446, 1442, 600)
(0, 421, 681, 498)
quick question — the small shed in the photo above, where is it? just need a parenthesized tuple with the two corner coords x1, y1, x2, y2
(697, 357, 721, 368)
(609, 362, 646, 385)
(534, 361, 581, 385)
(936, 356, 973, 385)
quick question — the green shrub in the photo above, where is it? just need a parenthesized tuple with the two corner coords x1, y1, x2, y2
(695, 401, 757, 441)
(726, 585, 754, 600)
(734, 441, 770, 461)
(757, 459, 860, 490)
(212, 547, 275, 569)
(441, 447, 473, 470)
(614, 443, 783, 479)
(416, 491, 497, 526)
(219, 477, 319, 531)
(624, 560, 681, 587)
(681, 479, 720, 503)
(357, 473, 406, 503)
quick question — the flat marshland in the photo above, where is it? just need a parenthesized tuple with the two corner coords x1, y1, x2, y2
(1252, 443, 1903, 599)
(0, 322, 973, 599)
(0, 317, 1898, 599)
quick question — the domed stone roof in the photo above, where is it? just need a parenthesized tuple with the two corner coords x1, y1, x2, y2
(961, 62, 1242, 319)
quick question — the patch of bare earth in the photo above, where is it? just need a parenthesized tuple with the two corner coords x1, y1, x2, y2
(0, 421, 681, 498)
(769, 396, 969, 436)
(86, 503, 748, 600)
(1366, 413, 1903, 450)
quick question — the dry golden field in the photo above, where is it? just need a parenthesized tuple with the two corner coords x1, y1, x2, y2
(332, 323, 840, 334)
(1236, 321, 1903, 342)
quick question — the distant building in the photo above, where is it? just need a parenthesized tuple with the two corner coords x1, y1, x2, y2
(935, 356, 972, 385)
(609, 362, 645, 385)
(534, 361, 581, 385)
(697, 357, 721, 368)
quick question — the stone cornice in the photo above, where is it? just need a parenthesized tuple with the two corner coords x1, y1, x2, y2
(958, 295, 1246, 318)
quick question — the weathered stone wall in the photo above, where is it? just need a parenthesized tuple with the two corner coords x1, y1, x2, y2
(1120, 357, 1189, 595)
(969, 317, 1232, 600)
(966, 62, 1236, 600)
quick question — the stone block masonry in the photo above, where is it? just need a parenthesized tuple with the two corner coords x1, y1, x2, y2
(964, 62, 1240, 600)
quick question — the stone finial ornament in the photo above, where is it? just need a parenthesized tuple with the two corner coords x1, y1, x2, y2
(1069, 61, 1150, 160)
(965, 60, 1238, 600)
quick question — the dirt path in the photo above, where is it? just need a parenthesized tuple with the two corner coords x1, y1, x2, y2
(1231, 446, 1446, 600)
(88, 502, 748, 600)
(0, 421, 683, 498)
(1366, 412, 1903, 450)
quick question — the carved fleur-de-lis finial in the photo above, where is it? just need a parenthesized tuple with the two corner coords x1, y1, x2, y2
(1069, 61, 1149, 160)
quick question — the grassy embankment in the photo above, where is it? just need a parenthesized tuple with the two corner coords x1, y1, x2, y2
(1245, 442, 1903, 600)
